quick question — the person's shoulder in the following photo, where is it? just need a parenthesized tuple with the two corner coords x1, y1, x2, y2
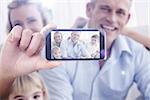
(121, 35, 147, 53)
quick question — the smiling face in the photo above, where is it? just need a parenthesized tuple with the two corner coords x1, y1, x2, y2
(91, 34, 99, 45)
(54, 32, 63, 44)
(91, 37, 98, 45)
(71, 31, 80, 44)
(86, 0, 131, 48)
(10, 4, 44, 33)
(9, 86, 44, 100)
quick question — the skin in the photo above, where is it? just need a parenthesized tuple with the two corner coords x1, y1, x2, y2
(71, 32, 80, 44)
(0, 4, 59, 97)
(54, 32, 62, 45)
(91, 37, 98, 45)
(86, 0, 131, 50)
(10, 4, 44, 33)
(9, 86, 44, 100)
(53, 49, 62, 59)
(72, 16, 150, 49)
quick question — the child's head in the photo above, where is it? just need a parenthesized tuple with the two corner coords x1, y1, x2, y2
(8, 72, 48, 100)
(91, 34, 99, 45)
(52, 46, 62, 59)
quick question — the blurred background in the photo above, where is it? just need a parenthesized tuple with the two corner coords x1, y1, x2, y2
(0, 0, 149, 45)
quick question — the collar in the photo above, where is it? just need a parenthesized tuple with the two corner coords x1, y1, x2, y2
(110, 35, 132, 59)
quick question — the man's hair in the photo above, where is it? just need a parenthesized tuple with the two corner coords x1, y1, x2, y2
(71, 31, 80, 35)
(90, 0, 132, 9)
(90, 0, 132, 2)
(52, 46, 61, 53)
(90, 0, 132, 5)
(91, 34, 99, 39)
(90, 0, 96, 3)
(54, 31, 63, 41)
(54, 31, 62, 36)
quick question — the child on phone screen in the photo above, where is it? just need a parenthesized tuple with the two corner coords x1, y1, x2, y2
(51, 46, 62, 59)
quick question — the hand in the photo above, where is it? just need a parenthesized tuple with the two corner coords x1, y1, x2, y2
(71, 16, 87, 28)
(0, 25, 59, 78)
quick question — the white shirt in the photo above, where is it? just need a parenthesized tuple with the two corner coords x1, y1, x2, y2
(61, 39, 90, 58)
(86, 42, 99, 58)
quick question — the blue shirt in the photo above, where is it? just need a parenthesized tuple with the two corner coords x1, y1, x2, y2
(40, 35, 150, 100)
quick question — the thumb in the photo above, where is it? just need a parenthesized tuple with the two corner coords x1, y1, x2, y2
(36, 58, 61, 70)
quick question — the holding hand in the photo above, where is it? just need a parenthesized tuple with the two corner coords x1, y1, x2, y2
(0, 25, 59, 97)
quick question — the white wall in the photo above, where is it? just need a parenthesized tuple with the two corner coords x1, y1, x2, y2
(42, 0, 87, 28)
(0, 0, 10, 44)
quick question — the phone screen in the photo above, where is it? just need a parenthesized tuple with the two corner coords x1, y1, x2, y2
(46, 29, 106, 60)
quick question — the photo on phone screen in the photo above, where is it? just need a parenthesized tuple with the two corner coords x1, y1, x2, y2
(46, 29, 106, 60)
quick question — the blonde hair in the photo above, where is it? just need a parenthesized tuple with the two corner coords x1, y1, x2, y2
(7, 0, 50, 33)
(52, 46, 61, 54)
(7, 72, 48, 100)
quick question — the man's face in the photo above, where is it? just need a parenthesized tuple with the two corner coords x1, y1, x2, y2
(87, 0, 130, 43)
(71, 32, 80, 43)
(91, 37, 98, 45)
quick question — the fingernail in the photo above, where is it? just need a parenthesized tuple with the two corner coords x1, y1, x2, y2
(9, 33, 14, 42)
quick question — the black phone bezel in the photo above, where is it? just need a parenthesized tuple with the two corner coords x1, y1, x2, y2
(46, 29, 106, 60)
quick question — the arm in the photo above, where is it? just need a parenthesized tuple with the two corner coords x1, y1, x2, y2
(0, 25, 59, 98)
(123, 28, 150, 49)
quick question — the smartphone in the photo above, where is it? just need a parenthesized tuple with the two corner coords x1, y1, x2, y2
(46, 29, 106, 60)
